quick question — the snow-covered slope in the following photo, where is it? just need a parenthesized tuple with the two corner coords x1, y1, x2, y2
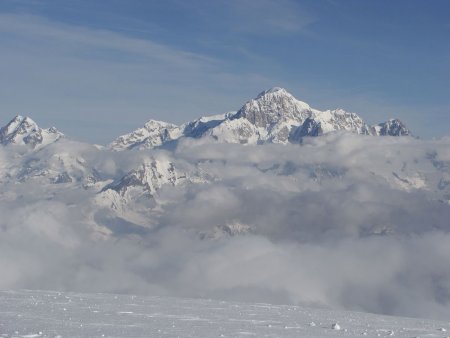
(290, 109, 372, 140)
(109, 120, 181, 151)
(109, 87, 410, 150)
(1, 289, 449, 338)
(0, 115, 63, 148)
(182, 112, 236, 138)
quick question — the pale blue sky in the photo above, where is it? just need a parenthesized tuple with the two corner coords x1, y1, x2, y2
(0, 0, 449, 143)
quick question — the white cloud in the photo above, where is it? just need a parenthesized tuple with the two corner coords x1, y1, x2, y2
(2, 134, 450, 319)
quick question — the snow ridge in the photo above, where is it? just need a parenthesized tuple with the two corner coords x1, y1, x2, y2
(109, 120, 181, 151)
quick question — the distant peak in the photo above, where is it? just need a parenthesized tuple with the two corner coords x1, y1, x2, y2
(3, 115, 36, 132)
(1, 114, 62, 148)
(256, 87, 290, 99)
(375, 118, 410, 136)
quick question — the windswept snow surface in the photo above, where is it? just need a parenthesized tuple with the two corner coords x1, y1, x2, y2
(1, 290, 449, 338)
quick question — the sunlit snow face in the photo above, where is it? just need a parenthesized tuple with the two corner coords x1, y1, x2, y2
(1, 133, 450, 320)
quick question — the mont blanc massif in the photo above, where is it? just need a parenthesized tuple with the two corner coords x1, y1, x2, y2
(2, 88, 450, 322)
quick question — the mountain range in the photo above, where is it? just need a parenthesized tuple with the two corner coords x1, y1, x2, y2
(108, 87, 410, 150)
(0, 87, 410, 150)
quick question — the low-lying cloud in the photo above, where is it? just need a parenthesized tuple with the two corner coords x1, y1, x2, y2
(1, 133, 450, 319)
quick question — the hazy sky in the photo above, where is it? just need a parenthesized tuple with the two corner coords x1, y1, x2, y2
(0, 0, 449, 143)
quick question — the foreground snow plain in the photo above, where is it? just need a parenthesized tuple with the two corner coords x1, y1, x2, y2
(1, 289, 449, 338)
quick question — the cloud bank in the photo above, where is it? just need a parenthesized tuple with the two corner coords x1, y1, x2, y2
(1, 134, 450, 319)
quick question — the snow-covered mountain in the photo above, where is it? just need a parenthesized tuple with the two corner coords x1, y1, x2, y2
(372, 118, 410, 136)
(0, 115, 63, 148)
(109, 87, 410, 150)
(103, 159, 179, 197)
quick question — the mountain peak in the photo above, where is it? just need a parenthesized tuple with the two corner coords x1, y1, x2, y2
(0, 115, 63, 148)
(373, 118, 411, 136)
(4, 115, 37, 131)
(234, 87, 311, 128)
(256, 87, 289, 99)
(109, 119, 180, 151)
